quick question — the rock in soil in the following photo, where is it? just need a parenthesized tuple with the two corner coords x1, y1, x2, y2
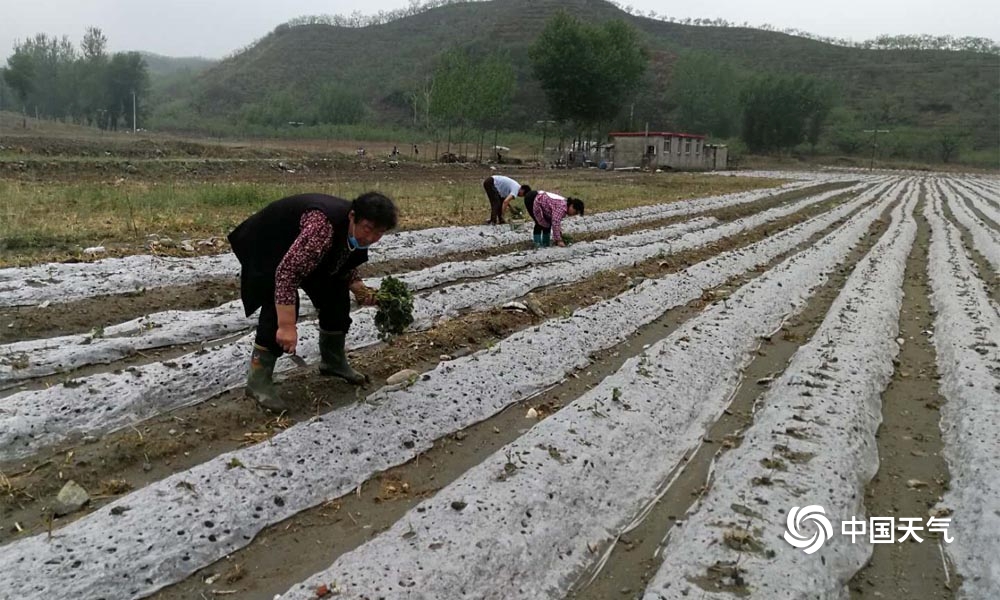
(386, 369, 420, 386)
(502, 301, 529, 312)
(54, 480, 90, 516)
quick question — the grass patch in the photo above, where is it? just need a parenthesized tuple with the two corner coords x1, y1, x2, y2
(0, 172, 784, 267)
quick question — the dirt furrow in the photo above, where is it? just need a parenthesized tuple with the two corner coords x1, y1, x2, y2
(0, 181, 853, 344)
(939, 184, 1000, 304)
(571, 190, 895, 600)
(919, 183, 1000, 598)
(149, 190, 886, 600)
(848, 185, 955, 599)
(0, 190, 863, 545)
(261, 180, 894, 600)
(0, 184, 875, 465)
(0, 218, 715, 387)
(948, 178, 1000, 230)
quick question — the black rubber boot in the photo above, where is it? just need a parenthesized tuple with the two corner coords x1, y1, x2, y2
(318, 330, 367, 385)
(246, 344, 287, 412)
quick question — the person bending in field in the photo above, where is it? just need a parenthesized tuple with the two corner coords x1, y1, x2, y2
(525, 190, 585, 248)
(483, 174, 529, 225)
(228, 192, 398, 411)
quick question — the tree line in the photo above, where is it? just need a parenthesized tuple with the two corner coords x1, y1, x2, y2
(2, 28, 149, 130)
(271, 0, 999, 56)
(10, 13, 971, 163)
(409, 12, 838, 158)
(667, 50, 837, 153)
(0, 13, 839, 157)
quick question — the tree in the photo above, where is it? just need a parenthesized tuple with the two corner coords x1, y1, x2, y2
(105, 52, 149, 130)
(827, 107, 865, 154)
(668, 51, 741, 137)
(469, 51, 515, 159)
(314, 84, 365, 125)
(529, 12, 647, 131)
(428, 47, 515, 155)
(937, 132, 961, 163)
(1, 28, 147, 128)
(78, 27, 108, 125)
(240, 90, 301, 127)
(406, 74, 434, 129)
(3, 51, 35, 107)
(740, 73, 836, 152)
(80, 27, 107, 61)
(470, 52, 514, 129)
(4, 34, 76, 119)
(429, 47, 472, 135)
(804, 80, 837, 152)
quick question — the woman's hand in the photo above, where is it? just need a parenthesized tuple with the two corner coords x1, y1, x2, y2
(275, 304, 298, 354)
(276, 324, 298, 354)
(351, 282, 379, 306)
(555, 240, 566, 248)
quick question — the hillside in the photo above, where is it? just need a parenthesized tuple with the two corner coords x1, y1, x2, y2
(140, 53, 216, 78)
(171, 0, 998, 150)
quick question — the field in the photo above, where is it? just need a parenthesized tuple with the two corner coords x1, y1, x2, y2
(0, 131, 998, 600)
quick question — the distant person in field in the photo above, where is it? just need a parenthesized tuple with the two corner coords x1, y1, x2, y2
(228, 192, 398, 412)
(483, 174, 529, 225)
(525, 190, 585, 247)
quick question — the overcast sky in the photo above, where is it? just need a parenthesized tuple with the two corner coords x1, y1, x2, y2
(3, 0, 998, 62)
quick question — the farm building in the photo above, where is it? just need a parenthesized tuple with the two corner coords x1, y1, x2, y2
(608, 131, 728, 171)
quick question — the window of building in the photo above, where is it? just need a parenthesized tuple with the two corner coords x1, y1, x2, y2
(685, 139, 691, 155)
(663, 137, 671, 153)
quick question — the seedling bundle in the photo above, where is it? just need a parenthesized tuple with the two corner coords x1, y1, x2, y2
(374, 276, 415, 340)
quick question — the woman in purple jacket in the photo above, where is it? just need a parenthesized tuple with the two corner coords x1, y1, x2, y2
(525, 190, 585, 247)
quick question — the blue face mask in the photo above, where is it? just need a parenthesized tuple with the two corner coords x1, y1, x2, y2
(348, 220, 370, 250)
(348, 235, 369, 251)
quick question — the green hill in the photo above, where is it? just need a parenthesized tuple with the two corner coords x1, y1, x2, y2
(140, 53, 216, 78)
(163, 0, 998, 156)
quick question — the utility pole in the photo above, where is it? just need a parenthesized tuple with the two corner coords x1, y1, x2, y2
(132, 90, 137, 133)
(864, 129, 890, 170)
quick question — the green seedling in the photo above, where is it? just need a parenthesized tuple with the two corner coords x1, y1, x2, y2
(374, 276, 415, 340)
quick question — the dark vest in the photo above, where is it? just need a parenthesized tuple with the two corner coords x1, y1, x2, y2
(228, 193, 368, 316)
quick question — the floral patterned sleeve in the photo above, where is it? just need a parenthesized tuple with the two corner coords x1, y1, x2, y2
(274, 210, 333, 305)
(548, 198, 568, 242)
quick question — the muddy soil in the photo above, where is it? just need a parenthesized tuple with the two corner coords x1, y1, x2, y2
(0, 280, 241, 345)
(942, 198, 1000, 304)
(848, 198, 956, 599)
(571, 201, 894, 599)
(0, 192, 853, 547)
(0, 132, 394, 182)
(149, 197, 873, 600)
(151, 280, 716, 600)
(0, 181, 851, 345)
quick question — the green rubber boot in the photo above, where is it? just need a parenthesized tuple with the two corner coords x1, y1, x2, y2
(532, 232, 543, 248)
(318, 330, 368, 385)
(246, 344, 287, 412)
(541, 231, 551, 247)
